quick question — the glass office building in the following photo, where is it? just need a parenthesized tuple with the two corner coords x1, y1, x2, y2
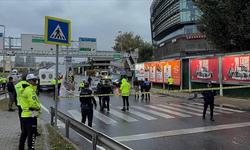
(150, 0, 214, 60)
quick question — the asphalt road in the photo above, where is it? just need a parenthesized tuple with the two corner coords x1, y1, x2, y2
(38, 65, 250, 150)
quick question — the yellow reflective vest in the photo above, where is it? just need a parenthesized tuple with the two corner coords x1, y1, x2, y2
(1, 78, 7, 83)
(19, 82, 42, 118)
(15, 80, 27, 106)
(51, 79, 61, 85)
(79, 82, 84, 88)
(120, 78, 131, 96)
(168, 78, 174, 85)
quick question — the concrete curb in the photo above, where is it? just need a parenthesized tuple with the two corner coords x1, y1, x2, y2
(39, 119, 51, 150)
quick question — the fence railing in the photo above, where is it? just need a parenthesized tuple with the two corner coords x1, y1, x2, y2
(50, 107, 132, 150)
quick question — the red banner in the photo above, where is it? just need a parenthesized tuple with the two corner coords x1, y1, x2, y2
(223, 55, 250, 83)
(191, 58, 218, 82)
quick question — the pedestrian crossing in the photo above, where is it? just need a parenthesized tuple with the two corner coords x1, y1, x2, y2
(64, 103, 245, 126)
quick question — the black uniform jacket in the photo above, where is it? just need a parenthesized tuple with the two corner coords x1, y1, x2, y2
(101, 84, 112, 95)
(201, 90, 217, 102)
(79, 89, 97, 108)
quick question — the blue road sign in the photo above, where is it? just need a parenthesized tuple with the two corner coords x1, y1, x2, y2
(45, 16, 71, 46)
(0, 33, 2, 37)
(65, 55, 72, 62)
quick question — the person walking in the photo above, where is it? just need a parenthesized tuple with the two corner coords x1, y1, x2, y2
(79, 82, 97, 127)
(120, 78, 131, 111)
(202, 82, 217, 121)
(78, 79, 85, 91)
(14, 72, 28, 130)
(1, 76, 7, 91)
(133, 77, 140, 99)
(144, 78, 151, 101)
(168, 76, 174, 90)
(140, 79, 144, 97)
(96, 81, 103, 108)
(101, 80, 112, 111)
(88, 76, 92, 85)
(18, 74, 42, 150)
(7, 77, 15, 111)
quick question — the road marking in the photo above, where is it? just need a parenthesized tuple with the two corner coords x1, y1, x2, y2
(108, 109, 138, 122)
(171, 104, 220, 115)
(117, 107, 157, 120)
(68, 110, 95, 126)
(193, 103, 245, 113)
(113, 122, 250, 142)
(183, 103, 234, 114)
(145, 105, 192, 117)
(94, 110, 118, 124)
(40, 104, 49, 114)
(156, 104, 203, 116)
(132, 106, 175, 119)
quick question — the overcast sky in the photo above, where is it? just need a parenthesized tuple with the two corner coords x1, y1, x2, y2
(0, 0, 153, 51)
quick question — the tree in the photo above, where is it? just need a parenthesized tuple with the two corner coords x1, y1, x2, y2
(192, 0, 250, 52)
(137, 42, 154, 63)
(112, 31, 144, 52)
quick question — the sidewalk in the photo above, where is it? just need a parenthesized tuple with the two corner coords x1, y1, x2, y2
(150, 87, 250, 111)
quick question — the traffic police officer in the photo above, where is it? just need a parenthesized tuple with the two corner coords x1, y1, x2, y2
(19, 74, 42, 150)
(168, 76, 174, 90)
(78, 79, 85, 91)
(1, 76, 7, 91)
(101, 80, 112, 111)
(202, 82, 217, 121)
(79, 82, 97, 127)
(144, 78, 151, 101)
(51, 78, 61, 99)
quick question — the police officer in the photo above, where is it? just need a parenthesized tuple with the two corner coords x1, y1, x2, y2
(51, 78, 56, 99)
(78, 79, 85, 91)
(101, 80, 112, 111)
(120, 78, 131, 111)
(19, 74, 42, 150)
(96, 81, 103, 108)
(144, 78, 151, 101)
(14, 72, 28, 130)
(202, 82, 217, 121)
(1, 76, 7, 91)
(51, 78, 61, 99)
(79, 82, 97, 127)
(168, 76, 174, 90)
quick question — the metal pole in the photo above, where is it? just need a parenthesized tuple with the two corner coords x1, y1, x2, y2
(54, 44, 59, 141)
(1, 25, 5, 76)
(66, 46, 69, 81)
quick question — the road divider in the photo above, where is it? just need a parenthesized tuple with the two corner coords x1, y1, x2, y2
(58, 85, 250, 98)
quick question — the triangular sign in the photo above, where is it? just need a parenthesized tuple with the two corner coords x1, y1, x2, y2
(50, 25, 66, 40)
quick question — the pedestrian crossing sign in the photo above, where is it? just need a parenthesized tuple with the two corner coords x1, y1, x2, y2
(45, 16, 71, 46)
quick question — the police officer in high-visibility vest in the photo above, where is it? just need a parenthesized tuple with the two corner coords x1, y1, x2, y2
(14, 73, 28, 130)
(18, 74, 42, 150)
(1, 76, 7, 91)
(79, 82, 97, 127)
(168, 76, 174, 90)
(51, 78, 61, 99)
(78, 79, 85, 91)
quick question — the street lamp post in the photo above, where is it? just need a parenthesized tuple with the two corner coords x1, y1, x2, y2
(0, 25, 5, 76)
(118, 31, 123, 53)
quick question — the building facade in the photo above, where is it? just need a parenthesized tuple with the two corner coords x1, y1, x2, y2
(150, 0, 216, 60)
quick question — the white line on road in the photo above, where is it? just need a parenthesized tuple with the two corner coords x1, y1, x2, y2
(68, 110, 95, 126)
(156, 104, 203, 116)
(145, 105, 192, 117)
(171, 104, 220, 115)
(132, 106, 175, 119)
(183, 103, 234, 114)
(40, 104, 50, 114)
(117, 107, 157, 120)
(113, 122, 250, 142)
(193, 103, 245, 113)
(109, 109, 138, 122)
(94, 110, 118, 124)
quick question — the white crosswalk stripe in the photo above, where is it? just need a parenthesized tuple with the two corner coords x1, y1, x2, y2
(192, 103, 245, 113)
(109, 109, 138, 122)
(156, 104, 203, 116)
(171, 104, 221, 115)
(144, 105, 192, 117)
(68, 110, 95, 126)
(117, 107, 157, 120)
(94, 110, 118, 124)
(131, 106, 175, 119)
(183, 103, 234, 114)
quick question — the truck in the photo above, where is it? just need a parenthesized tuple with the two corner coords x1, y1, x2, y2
(39, 68, 56, 90)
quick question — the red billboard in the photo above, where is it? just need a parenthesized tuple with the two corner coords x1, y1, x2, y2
(190, 58, 218, 82)
(223, 55, 250, 83)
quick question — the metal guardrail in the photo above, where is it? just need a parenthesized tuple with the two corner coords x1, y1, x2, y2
(50, 107, 132, 150)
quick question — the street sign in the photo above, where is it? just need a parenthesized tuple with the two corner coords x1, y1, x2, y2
(65, 55, 72, 63)
(121, 63, 124, 67)
(79, 37, 97, 51)
(0, 33, 3, 50)
(45, 16, 71, 46)
(114, 55, 121, 60)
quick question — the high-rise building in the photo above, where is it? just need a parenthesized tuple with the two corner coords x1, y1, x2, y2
(26, 56, 35, 66)
(150, 0, 216, 60)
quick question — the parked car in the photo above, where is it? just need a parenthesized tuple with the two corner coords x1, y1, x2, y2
(111, 74, 127, 87)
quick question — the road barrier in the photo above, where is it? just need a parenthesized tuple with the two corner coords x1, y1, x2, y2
(50, 107, 132, 150)
(58, 85, 250, 98)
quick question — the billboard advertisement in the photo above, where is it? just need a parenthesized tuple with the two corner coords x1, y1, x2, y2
(156, 62, 164, 83)
(135, 63, 144, 81)
(144, 63, 150, 80)
(162, 60, 181, 85)
(149, 63, 156, 82)
(0, 33, 3, 50)
(21, 34, 61, 51)
(79, 37, 97, 51)
(223, 55, 250, 83)
(191, 58, 219, 82)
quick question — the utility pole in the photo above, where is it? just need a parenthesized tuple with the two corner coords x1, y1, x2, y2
(0, 25, 5, 76)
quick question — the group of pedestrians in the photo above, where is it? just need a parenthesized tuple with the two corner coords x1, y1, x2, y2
(134, 77, 151, 101)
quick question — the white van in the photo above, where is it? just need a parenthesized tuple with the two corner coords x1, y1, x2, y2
(39, 68, 55, 90)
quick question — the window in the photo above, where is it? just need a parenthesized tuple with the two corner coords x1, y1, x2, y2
(186, 44, 195, 50)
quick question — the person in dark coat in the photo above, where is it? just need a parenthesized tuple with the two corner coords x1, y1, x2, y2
(101, 80, 112, 111)
(79, 83, 97, 127)
(201, 82, 217, 121)
(140, 79, 144, 97)
(133, 77, 140, 99)
(7, 77, 15, 111)
(88, 76, 92, 85)
(144, 78, 151, 101)
(96, 81, 103, 108)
